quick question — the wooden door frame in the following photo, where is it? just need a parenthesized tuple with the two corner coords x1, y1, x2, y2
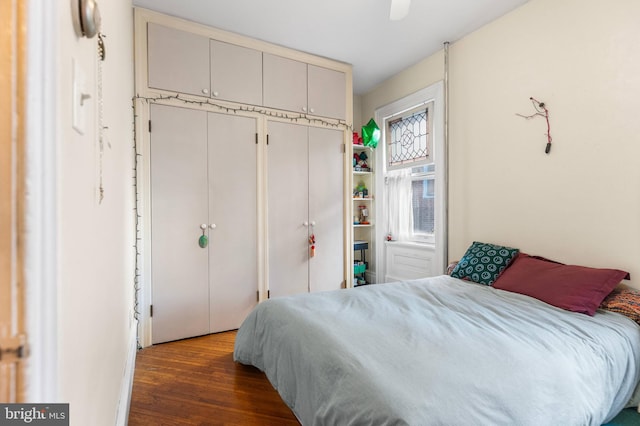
(0, 0, 27, 402)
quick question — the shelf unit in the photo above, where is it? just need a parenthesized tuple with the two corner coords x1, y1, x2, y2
(352, 143, 374, 286)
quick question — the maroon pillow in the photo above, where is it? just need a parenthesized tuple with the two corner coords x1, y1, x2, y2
(493, 254, 629, 315)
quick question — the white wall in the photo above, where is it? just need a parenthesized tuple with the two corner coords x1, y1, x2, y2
(53, 0, 135, 423)
(362, 0, 640, 287)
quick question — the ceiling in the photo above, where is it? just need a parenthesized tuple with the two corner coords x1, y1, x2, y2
(132, 0, 530, 94)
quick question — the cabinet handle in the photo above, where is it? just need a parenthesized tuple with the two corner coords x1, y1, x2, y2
(302, 106, 307, 112)
(309, 108, 315, 114)
(202, 88, 209, 95)
(303, 221, 309, 227)
(209, 224, 217, 229)
(310, 221, 316, 227)
(212, 91, 219, 97)
(200, 224, 207, 230)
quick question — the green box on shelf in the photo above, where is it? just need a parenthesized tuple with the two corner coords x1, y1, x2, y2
(354, 263, 366, 275)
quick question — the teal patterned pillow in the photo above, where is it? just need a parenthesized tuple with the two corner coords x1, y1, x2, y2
(451, 241, 519, 285)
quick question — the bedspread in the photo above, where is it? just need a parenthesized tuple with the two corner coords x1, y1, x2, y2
(234, 275, 640, 425)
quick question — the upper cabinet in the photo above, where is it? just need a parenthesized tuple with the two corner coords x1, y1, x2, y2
(264, 53, 346, 120)
(307, 64, 346, 120)
(263, 54, 308, 115)
(147, 23, 263, 105)
(147, 23, 210, 97)
(140, 10, 351, 120)
(210, 40, 262, 106)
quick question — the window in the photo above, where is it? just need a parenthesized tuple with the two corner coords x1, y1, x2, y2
(375, 80, 446, 276)
(387, 102, 433, 171)
(384, 103, 435, 243)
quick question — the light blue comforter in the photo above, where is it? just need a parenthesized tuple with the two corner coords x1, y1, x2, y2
(234, 275, 640, 425)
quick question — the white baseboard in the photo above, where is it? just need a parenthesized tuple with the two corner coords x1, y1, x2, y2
(116, 323, 138, 426)
(364, 271, 377, 284)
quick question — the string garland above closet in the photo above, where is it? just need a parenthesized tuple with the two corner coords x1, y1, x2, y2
(131, 92, 353, 331)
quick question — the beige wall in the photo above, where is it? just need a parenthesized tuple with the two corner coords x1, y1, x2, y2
(54, 0, 134, 423)
(361, 50, 444, 127)
(362, 0, 640, 287)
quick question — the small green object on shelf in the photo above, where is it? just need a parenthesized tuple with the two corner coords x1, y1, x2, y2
(198, 234, 208, 248)
(361, 118, 380, 148)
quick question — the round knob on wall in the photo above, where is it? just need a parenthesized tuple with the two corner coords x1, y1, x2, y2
(309, 108, 315, 114)
(202, 88, 209, 94)
(303, 221, 309, 227)
(302, 107, 307, 112)
(200, 224, 207, 230)
(213, 91, 219, 97)
(210, 224, 217, 229)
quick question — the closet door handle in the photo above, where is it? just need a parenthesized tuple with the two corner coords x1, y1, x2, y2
(202, 88, 209, 95)
(209, 224, 217, 229)
(310, 221, 316, 227)
(302, 221, 309, 227)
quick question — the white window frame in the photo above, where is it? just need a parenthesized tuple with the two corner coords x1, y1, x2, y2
(374, 81, 446, 279)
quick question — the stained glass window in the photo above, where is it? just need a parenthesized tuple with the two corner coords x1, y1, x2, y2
(387, 102, 433, 170)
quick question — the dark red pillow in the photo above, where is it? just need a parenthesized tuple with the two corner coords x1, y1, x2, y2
(493, 254, 629, 316)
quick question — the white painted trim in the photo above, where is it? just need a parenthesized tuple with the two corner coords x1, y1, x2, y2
(374, 81, 447, 283)
(385, 275, 408, 283)
(23, 0, 59, 402)
(115, 323, 138, 426)
(384, 241, 436, 282)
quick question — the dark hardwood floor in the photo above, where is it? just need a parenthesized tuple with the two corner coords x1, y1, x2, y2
(128, 331, 300, 425)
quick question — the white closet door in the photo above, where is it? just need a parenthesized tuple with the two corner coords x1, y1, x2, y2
(309, 127, 345, 292)
(307, 65, 346, 120)
(147, 23, 210, 97)
(267, 121, 310, 297)
(150, 104, 209, 344)
(263, 54, 308, 114)
(208, 112, 258, 332)
(210, 40, 262, 105)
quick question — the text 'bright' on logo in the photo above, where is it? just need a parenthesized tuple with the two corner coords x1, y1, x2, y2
(1, 404, 69, 425)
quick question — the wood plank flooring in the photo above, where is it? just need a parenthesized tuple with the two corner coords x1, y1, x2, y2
(128, 331, 300, 425)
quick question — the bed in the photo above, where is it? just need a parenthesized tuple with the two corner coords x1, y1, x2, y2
(234, 274, 640, 425)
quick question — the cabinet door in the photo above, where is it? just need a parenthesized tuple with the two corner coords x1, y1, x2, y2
(309, 127, 345, 292)
(210, 40, 262, 106)
(208, 112, 258, 332)
(147, 23, 210, 97)
(150, 104, 209, 344)
(267, 121, 310, 297)
(308, 65, 346, 120)
(263, 53, 307, 114)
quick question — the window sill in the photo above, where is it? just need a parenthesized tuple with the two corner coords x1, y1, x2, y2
(384, 240, 435, 250)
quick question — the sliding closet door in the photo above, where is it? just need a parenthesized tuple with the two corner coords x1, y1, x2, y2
(150, 104, 209, 344)
(208, 112, 258, 332)
(267, 121, 310, 297)
(309, 127, 344, 292)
